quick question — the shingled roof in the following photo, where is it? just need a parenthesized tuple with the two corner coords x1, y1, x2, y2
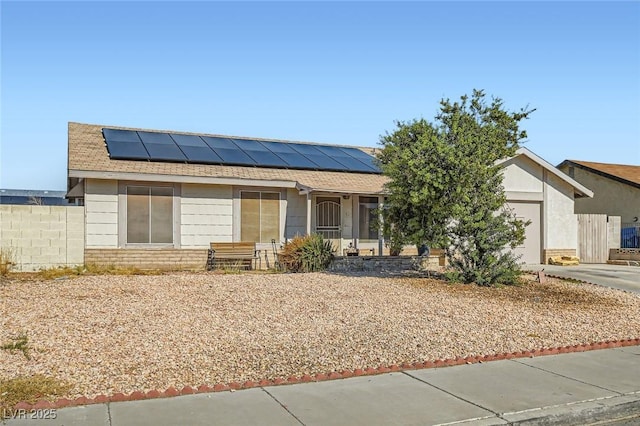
(67, 122, 389, 194)
(558, 159, 640, 189)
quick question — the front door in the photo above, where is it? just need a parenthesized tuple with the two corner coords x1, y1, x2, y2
(315, 197, 341, 252)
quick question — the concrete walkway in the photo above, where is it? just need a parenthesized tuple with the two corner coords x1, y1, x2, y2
(5, 346, 640, 425)
(525, 263, 640, 294)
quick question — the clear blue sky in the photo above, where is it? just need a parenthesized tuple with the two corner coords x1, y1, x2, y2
(1, 1, 639, 191)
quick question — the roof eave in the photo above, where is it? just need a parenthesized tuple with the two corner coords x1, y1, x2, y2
(68, 169, 298, 189)
(557, 160, 640, 190)
(506, 148, 594, 198)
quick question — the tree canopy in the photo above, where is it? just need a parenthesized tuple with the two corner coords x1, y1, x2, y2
(378, 90, 534, 286)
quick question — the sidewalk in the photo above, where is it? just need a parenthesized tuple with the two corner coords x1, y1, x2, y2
(4, 345, 640, 425)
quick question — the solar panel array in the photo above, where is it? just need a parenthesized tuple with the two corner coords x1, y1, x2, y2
(102, 128, 381, 174)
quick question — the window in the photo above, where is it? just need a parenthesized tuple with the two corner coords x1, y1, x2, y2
(126, 186, 173, 244)
(359, 196, 379, 240)
(241, 191, 280, 242)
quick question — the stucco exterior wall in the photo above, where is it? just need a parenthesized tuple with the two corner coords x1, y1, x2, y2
(341, 196, 353, 242)
(285, 189, 306, 239)
(181, 184, 233, 247)
(544, 171, 577, 250)
(0, 205, 84, 271)
(558, 165, 640, 223)
(501, 154, 580, 262)
(85, 179, 118, 248)
(502, 156, 543, 193)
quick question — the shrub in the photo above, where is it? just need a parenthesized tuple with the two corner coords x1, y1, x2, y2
(0, 375, 72, 419)
(279, 234, 335, 273)
(1, 333, 30, 360)
(0, 246, 16, 276)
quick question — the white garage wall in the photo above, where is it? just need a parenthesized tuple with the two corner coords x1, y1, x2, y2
(181, 184, 233, 247)
(502, 156, 543, 193)
(544, 172, 577, 250)
(85, 179, 118, 248)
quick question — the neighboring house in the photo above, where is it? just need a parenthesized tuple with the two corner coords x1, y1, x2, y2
(557, 160, 640, 224)
(557, 160, 640, 248)
(67, 122, 592, 268)
(0, 189, 70, 205)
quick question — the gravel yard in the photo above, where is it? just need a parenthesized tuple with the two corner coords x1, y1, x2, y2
(1, 272, 639, 399)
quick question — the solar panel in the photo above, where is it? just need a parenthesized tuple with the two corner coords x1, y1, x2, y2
(103, 128, 141, 143)
(201, 137, 256, 165)
(339, 147, 381, 172)
(313, 145, 377, 172)
(180, 146, 223, 163)
(102, 129, 149, 160)
(102, 127, 381, 174)
(170, 134, 208, 147)
(259, 141, 320, 169)
(288, 144, 347, 171)
(137, 131, 175, 145)
(200, 136, 236, 149)
(143, 143, 187, 161)
(105, 140, 149, 160)
(230, 139, 288, 167)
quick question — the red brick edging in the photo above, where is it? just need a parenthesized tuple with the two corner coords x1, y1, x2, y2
(12, 337, 640, 411)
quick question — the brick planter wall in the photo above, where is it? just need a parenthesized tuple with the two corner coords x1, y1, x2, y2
(84, 249, 208, 270)
(609, 248, 640, 261)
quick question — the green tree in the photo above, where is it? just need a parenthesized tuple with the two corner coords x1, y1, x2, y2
(378, 90, 533, 286)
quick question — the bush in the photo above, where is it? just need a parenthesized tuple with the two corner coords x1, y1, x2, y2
(1, 375, 72, 419)
(279, 234, 335, 273)
(0, 247, 16, 276)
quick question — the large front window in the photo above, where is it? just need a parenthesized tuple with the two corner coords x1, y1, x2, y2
(359, 196, 379, 240)
(126, 186, 173, 244)
(241, 191, 280, 242)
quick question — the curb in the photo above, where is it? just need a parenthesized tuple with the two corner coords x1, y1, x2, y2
(543, 272, 638, 295)
(11, 338, 640, 411)
(504, 394, 640, 425)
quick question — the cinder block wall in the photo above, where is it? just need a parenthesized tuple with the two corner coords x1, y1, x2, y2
(0, 205, 85, 271)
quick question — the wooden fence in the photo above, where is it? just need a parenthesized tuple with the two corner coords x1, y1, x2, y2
(577, 214, 615, 263)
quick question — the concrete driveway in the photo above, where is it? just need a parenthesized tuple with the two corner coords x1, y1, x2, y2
(526, 263, 640, 294)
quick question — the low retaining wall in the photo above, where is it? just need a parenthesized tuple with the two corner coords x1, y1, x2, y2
(328, 255, 441, 273)
(84, 249, 208, 270)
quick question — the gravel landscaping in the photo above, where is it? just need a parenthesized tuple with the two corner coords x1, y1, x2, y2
(1, 272, 639, 399)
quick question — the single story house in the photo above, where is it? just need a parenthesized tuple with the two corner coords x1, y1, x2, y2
(67, 122, 592, 268)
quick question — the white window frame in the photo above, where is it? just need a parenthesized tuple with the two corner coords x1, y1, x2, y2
(117, 181, 181, 248)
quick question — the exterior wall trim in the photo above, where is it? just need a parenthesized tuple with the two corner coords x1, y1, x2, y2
(513, 148, 593, 197)
(117, 181, 182, 249)
(71, 169, 297, 189)
(232, 186, 287, 243)
(505, 191, 544, 202)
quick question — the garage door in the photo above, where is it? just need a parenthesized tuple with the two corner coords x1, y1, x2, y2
(507, 202, 541, 264)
